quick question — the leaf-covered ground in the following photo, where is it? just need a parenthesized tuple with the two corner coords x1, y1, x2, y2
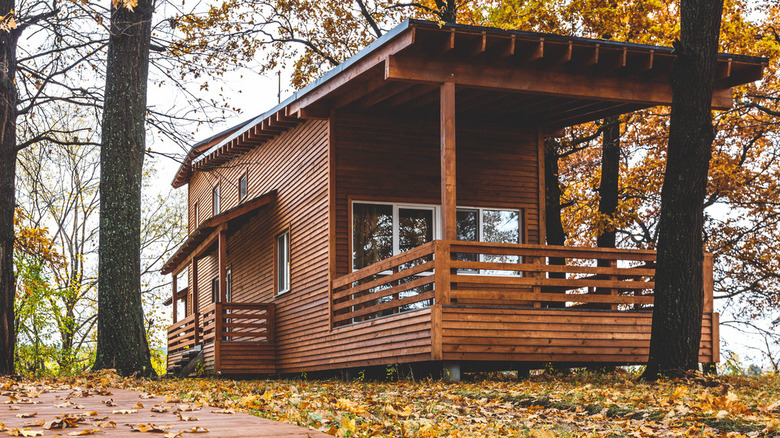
(23, 370, 780, 437)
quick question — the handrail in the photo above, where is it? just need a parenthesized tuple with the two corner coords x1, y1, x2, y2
(167, 312, 199, 358)
(332, 242, 437, 327)
(330, 240, 715, 324)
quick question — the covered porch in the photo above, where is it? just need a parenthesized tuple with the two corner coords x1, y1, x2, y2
(163, 192, 278, 375)
(330, 240, 718, 366)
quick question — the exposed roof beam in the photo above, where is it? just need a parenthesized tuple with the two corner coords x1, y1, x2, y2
(385, 54, 734, 109)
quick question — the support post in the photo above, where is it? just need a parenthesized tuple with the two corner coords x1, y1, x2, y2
(218, 228, 227, 303)
(192, 258, 199, 346)
(703, 252, 714, 313)
(191, 258, 199, 316)
(440, 82, 457, 241)
(172, 274, 178, 323)
(442, 361, 461, 381)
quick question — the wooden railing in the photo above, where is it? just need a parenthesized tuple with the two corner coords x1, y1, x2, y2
(331, 241, 715, 327)
(332, 241, 436, 327)
(201, 302, 275, 344)
(167, 312, 199, 358)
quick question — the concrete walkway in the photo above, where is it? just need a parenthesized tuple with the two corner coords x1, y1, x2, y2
(0, 385, 330, 437)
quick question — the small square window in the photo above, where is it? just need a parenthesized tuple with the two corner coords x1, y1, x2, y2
(239, 174, 248, 202)
(212, 185, 220, 215)
(276, 231, 290, 295)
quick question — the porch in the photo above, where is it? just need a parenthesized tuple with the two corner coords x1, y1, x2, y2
(331, 240, 718, 366)
(166, 302, 275, 375)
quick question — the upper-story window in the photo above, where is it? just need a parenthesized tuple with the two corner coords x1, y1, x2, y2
(193, 201, 199, 228)
(239, 174, 248, 202)
(212, 185, 220, 216)
(276, 230, 290, 295)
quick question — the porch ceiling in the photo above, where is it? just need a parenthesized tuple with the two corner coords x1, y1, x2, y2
(174, 19, 767, 188)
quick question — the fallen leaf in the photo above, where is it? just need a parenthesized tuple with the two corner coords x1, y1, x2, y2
(15, 412, 36, 418)
(133, 402, 144, 409)
(128, 424, 170, 433)
(175, 412, 198, 421)
(7, 429, 42, 437)
(67, 429, 100, 436)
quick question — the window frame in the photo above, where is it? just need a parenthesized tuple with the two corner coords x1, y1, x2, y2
(456, 206, 524, 244)
(275, 229, 291, 295)
(211, 277, 219, 303)
(350, 200, 441, 272)
(212, 184, 220, 216)
(193, 201, 199, 229)
(238, 173, 248, 202)
(350, 201, 524, 274)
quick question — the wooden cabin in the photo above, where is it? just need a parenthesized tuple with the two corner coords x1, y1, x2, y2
(161, 20, 766, 378)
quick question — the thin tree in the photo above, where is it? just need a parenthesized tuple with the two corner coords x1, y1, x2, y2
(93, 0, 155, 376)
(642, 0, 724, 380)
(0, 1, 61, 375)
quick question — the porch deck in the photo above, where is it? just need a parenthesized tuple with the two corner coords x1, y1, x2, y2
(166, 241, 717, 375)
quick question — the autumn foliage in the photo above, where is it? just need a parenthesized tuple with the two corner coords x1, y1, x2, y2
(0, 370, 772, 437)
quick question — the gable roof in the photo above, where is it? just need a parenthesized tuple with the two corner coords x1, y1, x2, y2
(172, 19, 768, 188)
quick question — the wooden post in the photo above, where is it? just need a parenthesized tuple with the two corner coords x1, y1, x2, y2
(218, 229, 227, 303)
(266, 304, 275, 345)
(703, 252, 714, 313)
(172, 274, 178, 324)
(434, 241, 451, 305)
(440, 82, 457, 241)
(191, 259, 199, 316)
(609, 259, 618, 310)
(214, 302, 222, 372)
(191, 258, 199, 346)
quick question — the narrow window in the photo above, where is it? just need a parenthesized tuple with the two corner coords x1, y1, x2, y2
(212, 185, 220, 215)
(211, 277, 219, 303)
(225, 268, 232, 303)
(276, 231, 290, 294)
(239, 174, 248, 202)
(193, 202, 199, 227)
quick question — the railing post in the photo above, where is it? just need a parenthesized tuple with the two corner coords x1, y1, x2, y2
(609, 259, 618, 311)
(172, 274, 178, 324)
(266, 304, 275, 344)
(434, 241, 451, 305)
(533, 256, 542, 308)
(193, 312, 200, 347)
(214, 303, 222, 372)
(703, 253, 714, 313)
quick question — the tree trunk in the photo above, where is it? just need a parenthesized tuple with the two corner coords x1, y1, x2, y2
(544, 139, 566, 248)
(642, 0, 723, 380)
(93, 0, 155, 376)
(597, 117, 620, 250)
(544, 139, 567, 309)
(0, 0, 19, 375)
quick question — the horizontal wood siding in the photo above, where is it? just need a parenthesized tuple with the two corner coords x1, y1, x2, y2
(187, 120, 330, 372)
(440, 307, 715, 363)
(333, 111, 540, 278)
(276, 309, 433, 371)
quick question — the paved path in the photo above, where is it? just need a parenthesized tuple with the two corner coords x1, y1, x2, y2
(0, 385, 330, 437)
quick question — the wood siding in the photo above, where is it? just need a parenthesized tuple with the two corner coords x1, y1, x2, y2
(439, 307, 716, 363)
(187, 120, 330, 372)
(333, 111, 541, 278)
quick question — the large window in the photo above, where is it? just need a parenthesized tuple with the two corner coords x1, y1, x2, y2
(352, 202, 437, 271)
(456, 207, 523, 274)
(352, 202, 522, 269)
(276, 231, 290, 295)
